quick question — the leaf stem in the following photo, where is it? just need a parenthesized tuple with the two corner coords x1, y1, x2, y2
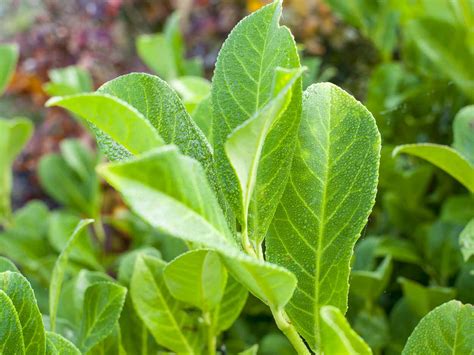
(271, 307, 311, 355)
(203, 311, 217, 355)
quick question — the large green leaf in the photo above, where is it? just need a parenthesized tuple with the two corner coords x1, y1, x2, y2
(99, 146, 297, 308)
(393, 143, 474, 192)
(164, 249, 227, 312)
(267, 83, 380, 350)
(45, 332, 81, 355)
(211, 0, 302, 242)
(320, 306, 372, 355)
(225, 67, 303, 249)
(460, 219, 474, 261)
(403, 300, 474, 354)
(0, 118, 33, 224)
(78, 282, 127, 353)
(453, 105, 474, 165)
(0, 271, 45, 354)
(131, 254, 202, 353)
(46, 93, 163, 158)
(0, 289, 24, 354)
(49, 219, 94, 332)
(0, 43, 19, 95)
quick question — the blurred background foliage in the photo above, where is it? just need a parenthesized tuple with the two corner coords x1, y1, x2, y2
(0, 0, 473, 353)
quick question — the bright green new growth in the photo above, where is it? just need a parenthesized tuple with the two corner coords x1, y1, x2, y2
(459, 219, 474, 262)
(0, 118, 33, 226)
(402, 301, 474, 354)
(267, 83, 380, 350)
(0, 43, 19, 95)
(44, 65, 93, 96)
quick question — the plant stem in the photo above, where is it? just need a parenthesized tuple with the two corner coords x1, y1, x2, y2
(93, 215, 106, 245)
(203, 312, 216, 355)
(271, 307, 311, 355)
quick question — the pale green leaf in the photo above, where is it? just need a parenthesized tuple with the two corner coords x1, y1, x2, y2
(212, 0, 302, 241)
(137, 34, 177, 80)
(170, 76, 211, 115)
(164, 249, 227, 311)
(0, 256, 19, 273)
(399, 277, 456, 318)
(0, 118, 33, 223)
(44, 65, 93, 96)
(45, 332, 81, 355)
(393, 143, 474, 192)
(402, 300, 474, 354)
(460, 219, 474, 261)
(99, 146, 297, 308)
(320, 306, 372, 355)
(192, 95, 213, 141)
(49, 219, 94, 332)
(267, 83, 380, 350)
(46, 93, 164, 156)
(239, 344, 259, 355)
(0, 43, 19, 95)
(225, 67, 303, 246)
(131, 254, 202, 353)
(78, 282, 127, 353)
(453, 105, 474, 165)
(213, 275, 248, 333)
(351, 257, 393, 302)
(0, 289, 24, 354)
(0, 271, 45, 354)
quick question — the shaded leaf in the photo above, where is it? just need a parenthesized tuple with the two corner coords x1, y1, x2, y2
(453, 105, 474, 165)
(460, 219, 474, 261)
(0, 43, 19, 95)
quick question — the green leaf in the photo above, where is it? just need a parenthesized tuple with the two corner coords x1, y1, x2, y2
(0, 289, 24, 354)
(59, 139, 98, 181)
(170, 76, 211, 115)
(49, 219, 94, 332)
(224, 67, 304, 247)
(0, 118, 33, 224)
(0, 271, 45, 354)
(192, 95, 213, 141)
(211, 0, 302, 241)
(353, 307, 389, 352)
(393, 143, 474, 192)
(399, 277, 456, 317)
(267, 83, 380, 350)
(131, 254, 202, 353)
(0, 256, 19, 273)
(99, 146, 297, 308)
(164, 249, 227, 311)
(117, 247, 162, 286)
(350, 256, 393, 302)
(46, 93, 164, 157)
(403, 300, 474, 354)
(460, 219, 474, 261)
(0, 43, 19, 95)
(239, 344, 259, 355)
(78, 282, 127, 353)
(212, 275, 249, 333)
(137, 33, 176, 80)
(45, 332, 81, 355)
(453, 105, 474, 165)
(44, 65, 93, 96)
(320, 306, 372, 355)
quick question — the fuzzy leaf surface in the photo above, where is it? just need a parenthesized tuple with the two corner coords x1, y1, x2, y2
(402, 300, 474, 354)
(267, 83, 380, 350)
(211, 0, 302, 242)
(0, 290, 24, 354)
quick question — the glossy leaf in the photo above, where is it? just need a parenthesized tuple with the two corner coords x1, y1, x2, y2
(212, 0, 302, 242)
(131, 254, 202, 353)
(0, 289, 24, 354)
(460, 219, 474, 261)
(225, 67, 303, 246)
(403, 301, 474, 354)
(45, 332, 81, 355)
(453, 105, 474, 165)
(78, 282, 127, 353)
(320, 306, 372, 355)
(267, 83, 380, 350)
(164, 249, 227, 311)
(0, 118, 33, 223)
(46, 93, 164, 157)
(49, 219, 94, 332)
(99, 146, 297, 308)
(393, 144, 474, 192)
(0, 271, 45, 354)
(0, 43, 19, 95)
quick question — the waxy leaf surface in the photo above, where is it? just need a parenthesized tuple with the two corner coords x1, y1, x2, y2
(267, 83, 380, 350)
